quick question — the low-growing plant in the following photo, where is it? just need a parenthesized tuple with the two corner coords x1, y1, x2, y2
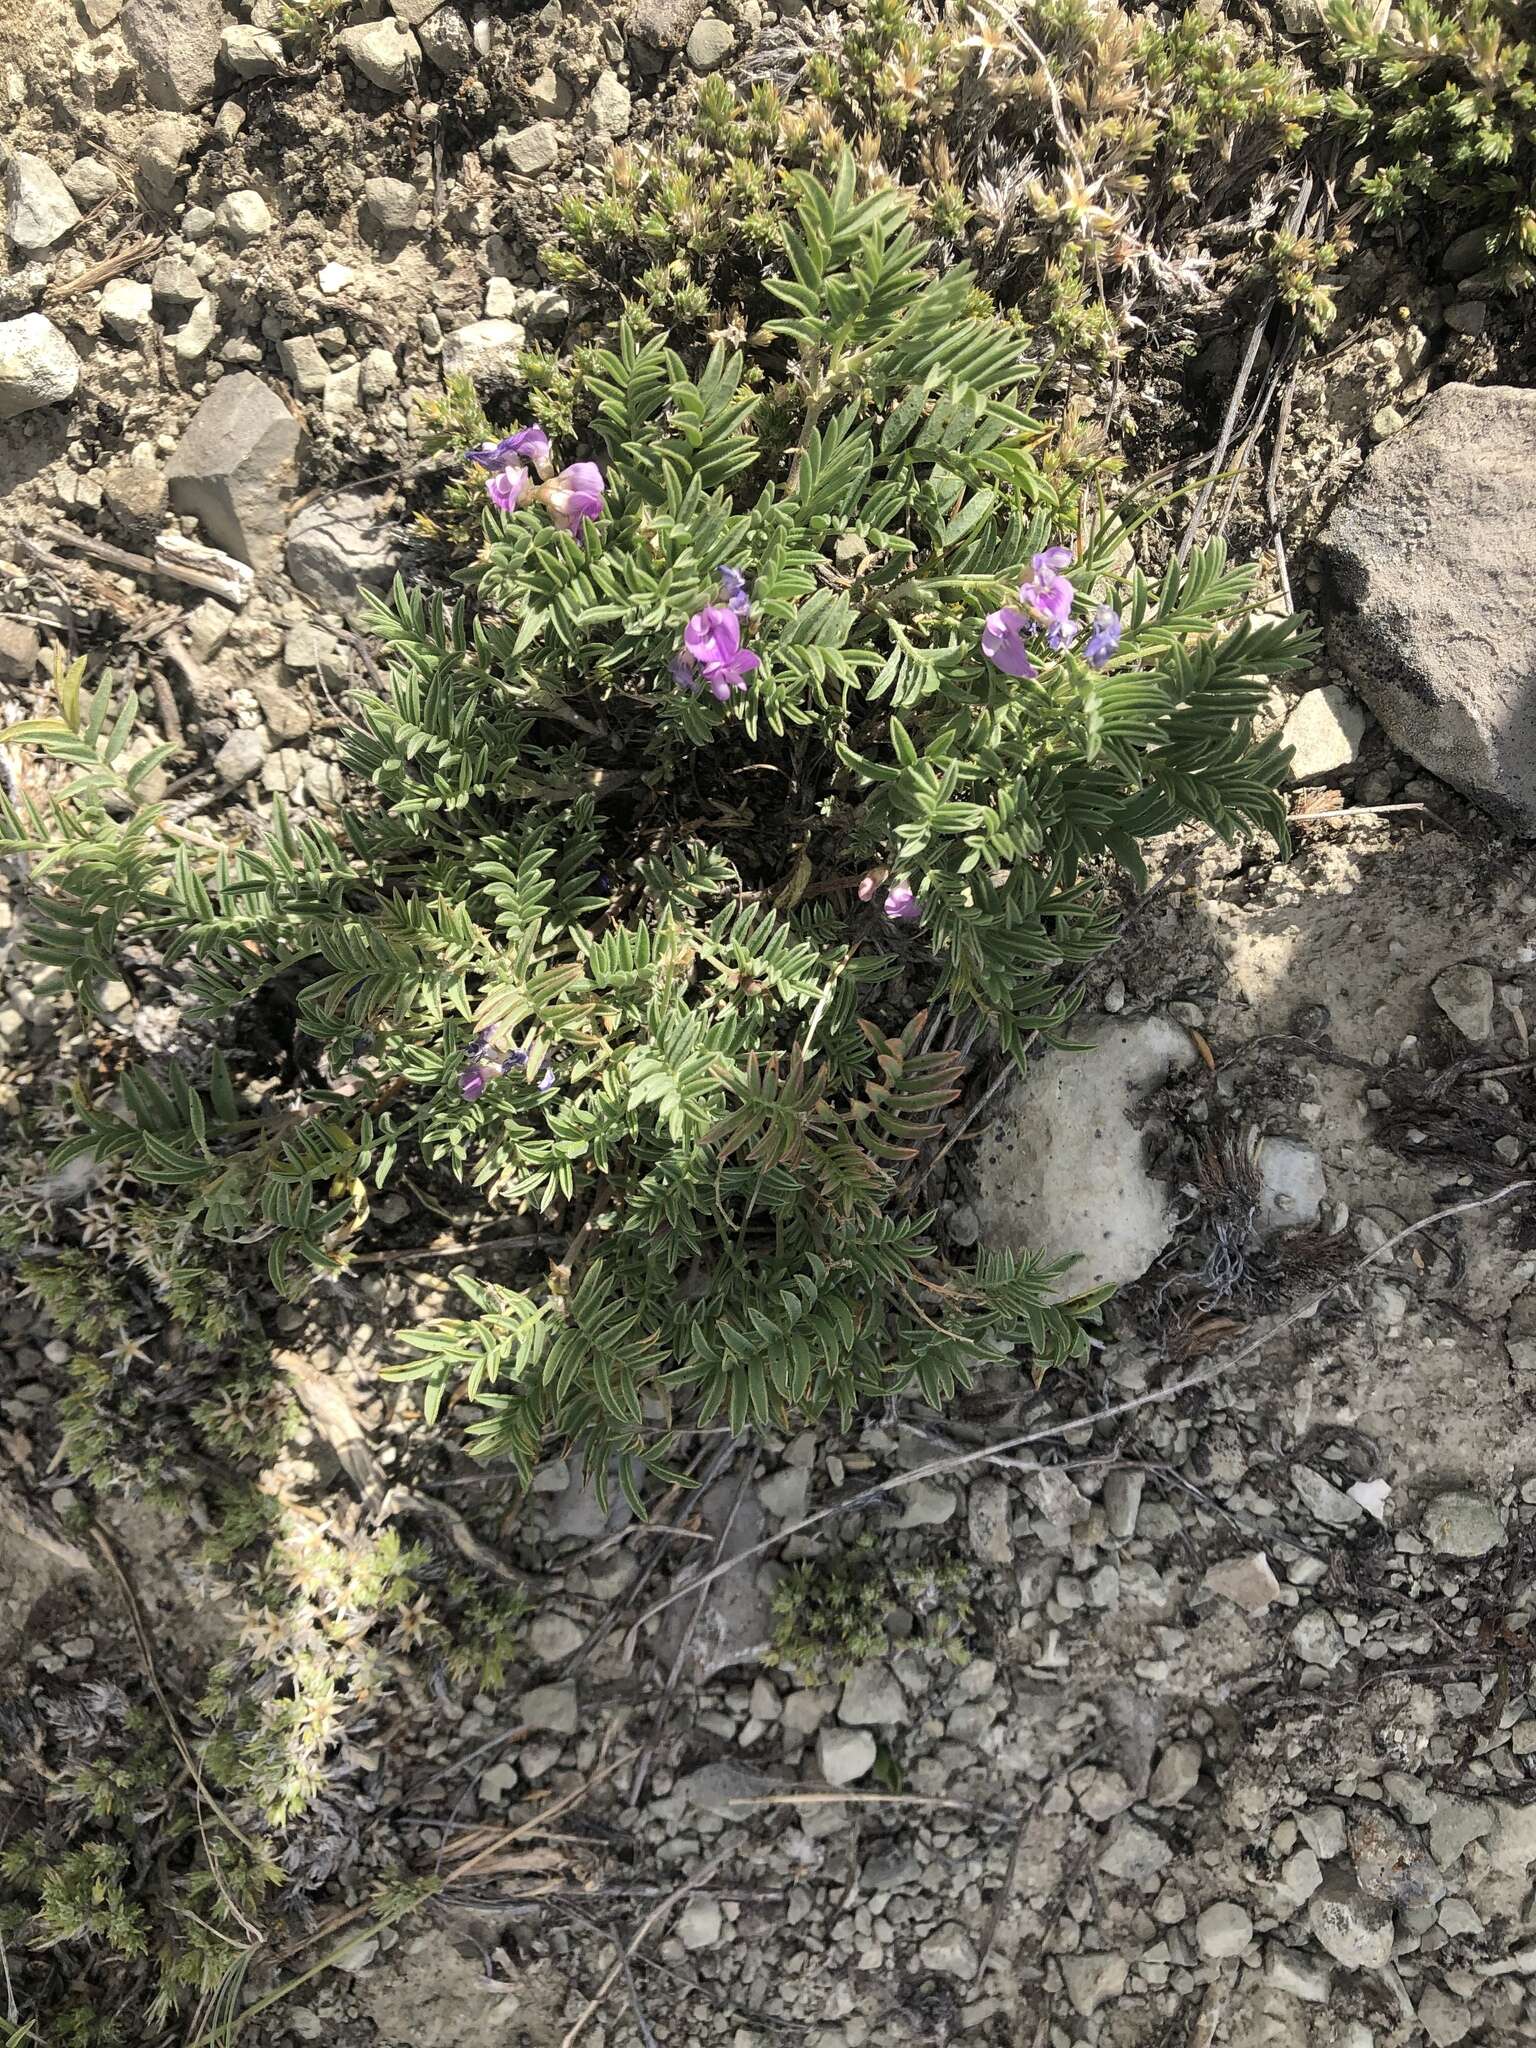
(1325, 0, 1536, 289)
(767, 1535, 974, 1684)
(1, 167, 1311, 1504)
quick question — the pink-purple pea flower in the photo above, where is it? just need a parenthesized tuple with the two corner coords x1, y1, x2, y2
(981, 606, 1038, 680)
(484, 461, 530, 514)
(457, 1028, 556, 1100)
(1082, 607, 1122, 669)
(471, 426, 553, 478)
(717, 564, 751, 616)
(541, 461, 606, 538)
(882, 883, 921, 923)
(674, 603, 761, 702)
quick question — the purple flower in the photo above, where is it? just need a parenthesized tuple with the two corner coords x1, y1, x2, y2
(883, 884, 921, 923)
(485, 461, 530, 514)
(540, 461, 606, 537)
(1082, 607, 1122, 669)
(471, 426, 553, 478)
(670, 649, 700, 691)
(459, 1064, 490, 1101)
(1018, 547, 1076, 631)
(682, 604, 761, 702)
(717, 564, 751, 616)
(981, 607, 1038, 679)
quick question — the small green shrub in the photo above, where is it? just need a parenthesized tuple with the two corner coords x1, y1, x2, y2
(2, 169, 1311, 1503)
(767, 1536, 973, 1684)
(1326, 0, 1536, 288)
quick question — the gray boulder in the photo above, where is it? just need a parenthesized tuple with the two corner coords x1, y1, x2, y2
(973, 1016, 1197, 1291)
(285, 490, 403, 616)
(1320, 383, 1536, 833)
(166, 373, 300, 570)
(121, 0, 222, 108)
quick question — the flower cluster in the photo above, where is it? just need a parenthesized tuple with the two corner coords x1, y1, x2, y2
(458, 1027, 554, 1102)
(471, 426, 606, 536)
(982, 549, 1122, 679)
(672, 566, 761, 701)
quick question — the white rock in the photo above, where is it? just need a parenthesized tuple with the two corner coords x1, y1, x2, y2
(0, 314, 81, 421)
(817, 1726, 876, 1786)
(1431, 964, 1496, 1044)
(1423, 1490, 1504, 1557)
(317, 261, 355, 295)
(838, 1663, 906, 1728)
(758, 1466, 808, 1521)
(1058, 1953, 1127, 2016)
(973, 1016, 1198, 1291)
(1307, 1874, 1393, 1968)
(99, 277, 153, 342)
(213, 727, 268, 787)
(919, 1922, 977, 1978)
(527, 1613, 584, 1662)
(586, 68, 631, 137)
(502, 121, 560, 175)
(1416, 1986, 1470, 2048)
(6, 151, 83, 251)
(1257, 1136, 1326, 1231)
(1195, 1901, 1253, 1959)
(677, 1897, 722, 1950)
(897, 1478, 956, 1528)
(216, 189, 272, 245)
(1292, 1463, 1364, 1528)
(1282, 684, 1366, 780)
(519, 1681, 578, 1734)
(966, 1475, 1013, 1564)
(1264, 1943, 1332, 2002)
(1098, 1819, 1171, 1883)
(1202, 1551, 1281, 1613)
(440, 318, 527, 386)
(1289, 1610, 1346, 1670)
(337, 18, 420, 90)
(1147, 1740, 1202, 1808)
(220, 24, 283, 76)
(686, 14, 734, 69)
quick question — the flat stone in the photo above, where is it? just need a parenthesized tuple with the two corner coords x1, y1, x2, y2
(277, 335, 328, 397)
(1292, 1463, 1364, 1527)
(519, 1681, 578, 1734)
(677, 1897, 722, 1950)
(679, 1760, 783, 1819)
(1102, 1468, 1143, 1541)
(1289, 1610, 1347, 1670)
(1147, 1740, 1202, 1808)
(1261, 1845, 1323, 1916)
(1349, 1809, 1445, 1908)
(1058, 1953, 1127, 2018)
(1257, 1137, 1326, 1231)
(1423, 1489, 1504, 1558)
(817, 1726, 876, 1785)
(1281, 684, 1366, 781)
(1431, 965, 1496, 1045)
(757, 1466, 808, 1521)
(1307, 1873, 1394, 1969)
(838, 1663, 906, 1729)
(1077, 1769, 1135, 1822)
(213, 727, 268, 787)
(501, 121, 560, 176)
(1264, 1944, 1332, 2002)
(63, 157, 118, 207)
(586, 69, 631, 137)
(219, 24, 283, 76)
(1417, 1987, 1471, 2047)
(1428, 1793, 1494, 1868)
(285, 490, 402, 618)
(966, 1475, 1013, 1564)
(919, 1923, 977, 1979)
(0, 314, 80, 421)
(974, 1017, 1197, 1292)
(166, 373, 299, 570)
(655, 1469, 772, 1680)
(1320, 382, 1536, 834)
(1097, 1820, 1171, 1885)
(5, 152, 82, 252)
(135, 116, 198, 210)
(121, 0, 221, 107)
(1299, 1806, 1348, 1861)
(337, 18, 420, 90)
(1203, 1551, 1282, 1614)
(440, 318, 527, 386)
(1196, 1901, 1253, 1959)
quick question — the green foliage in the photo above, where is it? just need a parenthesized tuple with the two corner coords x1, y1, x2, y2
(766, 1535, 973, 1685)
(1325, 0, 1536, 287)
(1, 168, 1312, 1504)
(550, 0, 1320, 370)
